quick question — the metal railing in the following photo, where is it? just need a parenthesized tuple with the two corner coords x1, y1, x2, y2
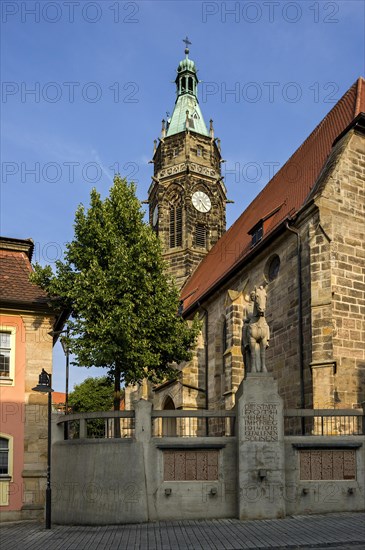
(151, 409, 236, 437)
(56, 408, 364, 439)
(284, 409, 364, 436)
(56, 411, 135, 439)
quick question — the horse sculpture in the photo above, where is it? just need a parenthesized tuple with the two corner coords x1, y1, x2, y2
(242, 286, 270, 373)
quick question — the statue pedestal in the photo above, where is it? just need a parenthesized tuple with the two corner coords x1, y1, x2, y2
(237, 373, 285, 519)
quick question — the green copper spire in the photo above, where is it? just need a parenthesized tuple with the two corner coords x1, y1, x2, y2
(166, 39, 209, 138)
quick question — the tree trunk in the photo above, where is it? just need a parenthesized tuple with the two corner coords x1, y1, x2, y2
(113, 363, 121, 438)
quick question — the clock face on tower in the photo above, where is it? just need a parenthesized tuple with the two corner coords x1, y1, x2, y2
(192, 191, 211, 213)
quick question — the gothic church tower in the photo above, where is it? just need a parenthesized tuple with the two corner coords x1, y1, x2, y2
(148, 44, 227, 289)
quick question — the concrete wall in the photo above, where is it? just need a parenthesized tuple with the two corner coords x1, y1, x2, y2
(52, 401, 237, 525)
(284, 436, 365, 515)
(52, 395, 365, 525)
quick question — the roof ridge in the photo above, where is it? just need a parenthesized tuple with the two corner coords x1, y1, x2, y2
(355, 77, 365, 116)
(246, 78, 361, 208)
(215, 78, 363, 241)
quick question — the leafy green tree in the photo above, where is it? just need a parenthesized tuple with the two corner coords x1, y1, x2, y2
(68, 376, 117, 438)
(31, 176, 200, 421)
(68, 376, 115, 413)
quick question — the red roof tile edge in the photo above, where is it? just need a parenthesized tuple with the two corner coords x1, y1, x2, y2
(182, 77, 365, 314)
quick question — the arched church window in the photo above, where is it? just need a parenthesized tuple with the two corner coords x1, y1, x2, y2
(169, 205, 183, 248)
(264, 254, 281, 282)
(188, 76, 193, 92)
(222, 318, 228, 354)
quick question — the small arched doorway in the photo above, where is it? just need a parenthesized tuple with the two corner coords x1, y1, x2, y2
(162, 396, 176, 436)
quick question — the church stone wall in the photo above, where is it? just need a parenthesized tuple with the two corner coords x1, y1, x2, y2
(181, 128, 364, 414)
(192, 225, 312, 411)
(309, 130, 365, 410)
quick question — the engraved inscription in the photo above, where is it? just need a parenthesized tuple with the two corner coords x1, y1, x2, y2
(244, 403, 278, 441)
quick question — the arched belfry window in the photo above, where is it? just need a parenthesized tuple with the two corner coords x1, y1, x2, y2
(170, 204, 183, 248)
(188, 76, 193, 92)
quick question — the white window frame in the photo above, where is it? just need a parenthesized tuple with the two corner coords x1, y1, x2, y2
(0, 326, 16, 386)
(0, 434, 13, 506)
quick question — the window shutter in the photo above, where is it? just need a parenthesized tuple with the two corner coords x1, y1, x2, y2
(176, 206, 182, 247)
(169, 205, 183, 248)
(195, 224, 207, 248)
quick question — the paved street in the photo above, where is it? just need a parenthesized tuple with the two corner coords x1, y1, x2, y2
(1, 512, 364, 549)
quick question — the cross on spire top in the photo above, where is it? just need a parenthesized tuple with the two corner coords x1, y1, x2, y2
(183, 36, 191, 48)
(183, 36, 191, 56)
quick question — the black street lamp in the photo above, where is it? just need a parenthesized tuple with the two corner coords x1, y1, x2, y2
(49, 327, 70, 439)
(60, 331, 70, 438)
(32, 369, 54, 530)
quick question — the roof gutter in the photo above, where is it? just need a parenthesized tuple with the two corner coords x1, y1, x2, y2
(0, 299, 55, 314)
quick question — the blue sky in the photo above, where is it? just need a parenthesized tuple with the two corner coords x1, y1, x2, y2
(1, 0, 364, 391)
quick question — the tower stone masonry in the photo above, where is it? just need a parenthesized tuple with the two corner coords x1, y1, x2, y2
(148, 46, 227, 289)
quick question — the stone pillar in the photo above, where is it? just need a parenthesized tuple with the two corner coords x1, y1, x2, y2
(237, 373, 285, 519)
(310, 361, 336, 408)
(134, 399, 153, 521)
(134, 399, 152, 442)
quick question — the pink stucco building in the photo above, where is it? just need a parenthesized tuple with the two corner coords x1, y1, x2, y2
(0, 237, 58, 521)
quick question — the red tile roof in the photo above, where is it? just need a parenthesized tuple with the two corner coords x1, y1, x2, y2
(0, 241, 50, 309)
(52, 391, 66, 404)
(182, 78, 365, 313)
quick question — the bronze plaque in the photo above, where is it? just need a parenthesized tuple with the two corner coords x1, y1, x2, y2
(163, 450, 219, 481)
(299, 450, 356, 480)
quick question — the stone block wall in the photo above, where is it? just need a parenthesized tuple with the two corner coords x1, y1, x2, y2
(194, 226, 312, 411)
(309, 130, 365, 409)
(22, 313, 54, 519)
(178, 128, 364, 414)
(149, 132, 226, 288)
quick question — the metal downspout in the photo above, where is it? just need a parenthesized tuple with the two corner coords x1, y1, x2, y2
(198, 302, 209, 434)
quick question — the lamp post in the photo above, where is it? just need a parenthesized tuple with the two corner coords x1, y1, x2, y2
(32, 369, 53, 530)
(49, 327, 70, 439)
(60, 330, 70, 438)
